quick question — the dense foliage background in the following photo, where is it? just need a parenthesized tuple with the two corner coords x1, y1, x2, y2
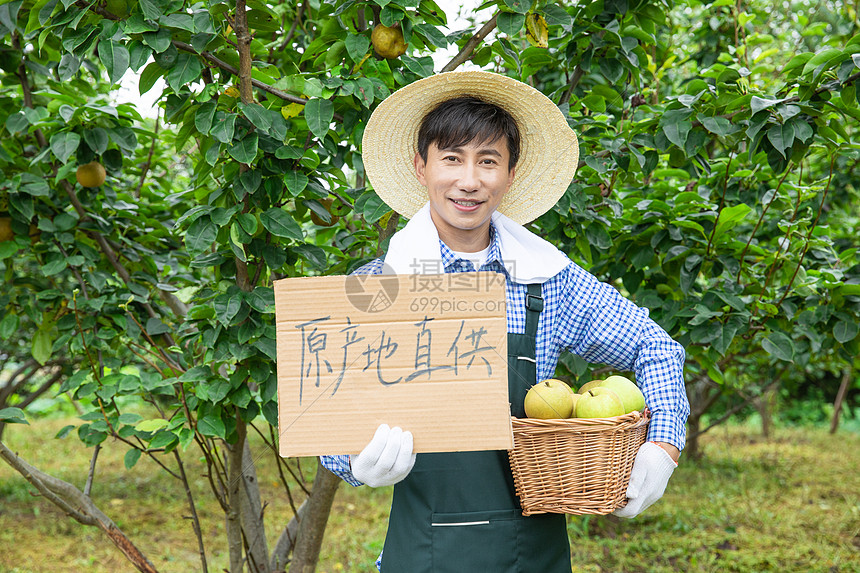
(0, 0, 858, 570)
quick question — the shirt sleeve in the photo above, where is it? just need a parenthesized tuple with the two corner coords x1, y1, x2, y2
(553, 263, 690, 451)
(320, 454, 364, 487)
(318, 258, 387, 486)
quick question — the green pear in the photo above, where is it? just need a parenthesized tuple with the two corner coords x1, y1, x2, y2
(575, 387, 625, 418)
(576, 379, 603, 394)
(600, 375, 646, 414)
(568, 393, 581, 418)
(524, 379, 574, 419)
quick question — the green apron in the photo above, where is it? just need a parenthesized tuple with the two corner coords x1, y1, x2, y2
(380, 284, 571, 572)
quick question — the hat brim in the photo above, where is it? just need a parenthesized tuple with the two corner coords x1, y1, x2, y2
(361, 71, 579, 225)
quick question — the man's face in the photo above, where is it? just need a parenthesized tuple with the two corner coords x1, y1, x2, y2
(413, 138, 515, 250)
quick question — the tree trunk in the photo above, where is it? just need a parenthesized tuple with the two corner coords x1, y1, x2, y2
(269, 499, 309, 572)
(240, 440, 270, 573)
(686, 410, 701, 459)
(226, 417, 248, 573)
(289, 462, 341, 572)
(757, 386, 776, 438)
(830, 367, 853, 434)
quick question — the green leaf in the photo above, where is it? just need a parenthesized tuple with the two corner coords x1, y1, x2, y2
(41, 258, 68, 276)
(210, 112, 236, 143)
(345, 33, 370, 62)
(400, 54, 434, 77)
(358, 190, 391, 224)
(142, 29, 171, 53)
(304, 98, 334, 139)
(238, 102, 273, 133)
(185, 216, 217, 256)
(543, 4, 572, 27)
(762, 331, 794, 362)
(662, 120, 691, 149)
(55, 425, 75, 439)
(139, 61, 165, 95)
(503, 0, 530, 14)
(498, 12, 526, 36)
(124, 448, 142, 469)
(0, 314, 19, 339)
(246, 287, 275, 313)
(284, 171, 309, 196)
(135, 418, 169, 432)
(767, 122, 794, 158)
(119, 412, 143, 425)
(195, 101, 217, 134)
(228, 132, 259, 164)
(0, 242, 18, 260)
(109, 126, 138, 151)
(32, 329, 53, 365)
(713, 203, 752, 241)
(98, 40, 130, 84)
(139, 0, 162, 21)
(149, 430, 178, 449)
(750, 96, 779, 115)
(83, 127, 109, 155)
(167, 52, 202, 92)
(834, 320, 859, 343)
(50, 131, 80, 164)
(698, 114, 737, 137)
(260, 208, 303, 241)
(0, 407, 28, 425)
(197, 414, 226, 438)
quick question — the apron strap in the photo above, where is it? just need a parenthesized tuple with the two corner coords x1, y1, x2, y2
(525, 283, 543, 339)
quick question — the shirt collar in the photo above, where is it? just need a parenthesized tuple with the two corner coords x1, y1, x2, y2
(438, 222, 506, 274)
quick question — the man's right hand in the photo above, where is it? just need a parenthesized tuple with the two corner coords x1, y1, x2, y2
(350, 424, 416, 487)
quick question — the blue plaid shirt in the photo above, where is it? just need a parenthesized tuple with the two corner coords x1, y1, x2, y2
(320, 223, 689, 569)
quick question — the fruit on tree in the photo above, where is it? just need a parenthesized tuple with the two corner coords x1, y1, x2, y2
(76, 161, 106, 188)
(524, 379, 574, 419)
(0, 217, 12, 242)
(575, 387, 625, 418)
(371, 24, 407, 59)
(599, 375, 645, 414)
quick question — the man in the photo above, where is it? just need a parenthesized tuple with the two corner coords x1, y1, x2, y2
(321, 71, 689, 572)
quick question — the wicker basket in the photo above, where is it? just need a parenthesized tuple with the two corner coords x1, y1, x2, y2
(508, 410, 650, 516)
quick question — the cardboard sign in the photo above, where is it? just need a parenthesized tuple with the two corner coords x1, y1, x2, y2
(274, 271, 512, 457)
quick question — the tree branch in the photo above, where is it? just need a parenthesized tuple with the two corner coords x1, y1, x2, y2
(234, 0, 254, 104)
(559, 65, 585, 106)
(0, 441, 159, 572)
(172, 41, 307, 105)
(441, 13, 498, 73)
(135, 113, 160, 199)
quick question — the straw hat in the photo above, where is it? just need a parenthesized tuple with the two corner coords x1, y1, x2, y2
(361, 70, 579, 224)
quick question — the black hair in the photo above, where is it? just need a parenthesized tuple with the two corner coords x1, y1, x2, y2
(417, 96, 520, 170)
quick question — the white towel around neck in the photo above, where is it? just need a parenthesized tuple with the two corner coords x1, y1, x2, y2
(383, 203, 569, 283)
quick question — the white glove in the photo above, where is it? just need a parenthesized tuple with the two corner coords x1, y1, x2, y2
(613, 442, 677, 518)
(350, 424, 416, 488)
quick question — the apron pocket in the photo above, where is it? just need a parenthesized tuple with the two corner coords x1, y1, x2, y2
(430, 509, 520, 573)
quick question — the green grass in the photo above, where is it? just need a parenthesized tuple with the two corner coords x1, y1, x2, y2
(1, 418, 858, 572)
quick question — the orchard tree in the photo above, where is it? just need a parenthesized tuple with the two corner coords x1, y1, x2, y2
(1, 0, 859, 571)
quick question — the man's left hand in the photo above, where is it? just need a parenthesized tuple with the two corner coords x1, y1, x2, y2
(612, 441, 678, 518)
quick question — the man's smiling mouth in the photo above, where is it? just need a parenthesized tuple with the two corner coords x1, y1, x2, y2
(450, 199, 483, 207)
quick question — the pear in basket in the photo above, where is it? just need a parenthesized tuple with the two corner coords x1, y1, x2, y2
(599, 375, 646, 414)
(575, 387, 625, 418)
(524, 379, 574, 419)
